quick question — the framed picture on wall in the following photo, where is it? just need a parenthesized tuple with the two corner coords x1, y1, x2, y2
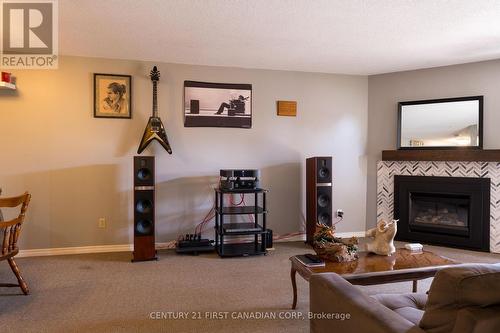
(94, 73, 132, 119)
(184, 81, 252, 128)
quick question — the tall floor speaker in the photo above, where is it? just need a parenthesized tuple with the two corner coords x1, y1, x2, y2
(306, 156, 332, 244)
(132, 156, 157, 262)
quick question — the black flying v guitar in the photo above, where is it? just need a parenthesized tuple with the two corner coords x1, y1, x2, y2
(137, 66, 173, 154)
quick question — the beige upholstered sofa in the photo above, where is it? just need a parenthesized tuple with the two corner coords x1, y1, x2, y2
(310, 263, 500, 333)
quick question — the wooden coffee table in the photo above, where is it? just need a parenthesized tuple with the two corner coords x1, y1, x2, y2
(290, 248, 458, 309)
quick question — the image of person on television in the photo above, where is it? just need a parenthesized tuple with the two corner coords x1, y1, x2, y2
(215, 95, 249, 115)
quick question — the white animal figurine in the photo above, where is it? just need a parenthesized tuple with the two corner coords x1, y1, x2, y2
(366, 219, 398, 256)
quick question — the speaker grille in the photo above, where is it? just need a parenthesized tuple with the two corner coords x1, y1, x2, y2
(134, 190, 154, 237)
(137, 168, 151, 181)
(136, 219, 153, 235)
(318, 212, 331, 224)
(134, 156, 154, 186)
(136, 199, 153, 214)
(315, 157, 332, 183)
(317, 194, 330, 208)
(318, 167, 330, 180)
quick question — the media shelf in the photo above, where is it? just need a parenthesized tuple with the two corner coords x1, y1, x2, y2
(217, 243, 267, 257)
(214, 188, 268, 257)
(223, 223, 266, 234)
(215, 188, 266, 193)
(216, 206, 266, 215)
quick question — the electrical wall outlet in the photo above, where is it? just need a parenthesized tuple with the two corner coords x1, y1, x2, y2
(336, 209, 344, 218)
(98, 217, 106, 228)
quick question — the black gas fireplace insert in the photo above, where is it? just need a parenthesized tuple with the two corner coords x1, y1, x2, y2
(394, 175, 490, 251)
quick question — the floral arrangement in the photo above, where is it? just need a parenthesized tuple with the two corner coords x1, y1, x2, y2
(313, 223, 359, 262)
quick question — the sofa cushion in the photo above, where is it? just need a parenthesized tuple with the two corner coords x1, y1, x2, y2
(393, 308, 425, 326)
(419, 263, 500, 333)
(452, 306, 500, 333)
(372, 293, 427, 325)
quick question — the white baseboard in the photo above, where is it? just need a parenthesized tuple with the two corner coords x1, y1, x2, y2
(275, 231, 365, 242)
(17, 232, 366, 258)
(275, 234, 305, 242)
(18, 244, 133, 258)
(18, 242, 178, 258)
(336, 231, 366, 238)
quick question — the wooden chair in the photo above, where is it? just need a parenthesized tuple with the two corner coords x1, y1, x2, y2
(0, 192, 31, 295)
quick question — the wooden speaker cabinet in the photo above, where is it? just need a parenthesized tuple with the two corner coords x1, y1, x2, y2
(306, 156, 332, 244)
(132, 156, 157, 262)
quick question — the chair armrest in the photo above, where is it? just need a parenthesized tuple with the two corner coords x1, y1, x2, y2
(310, 273, 425, 333)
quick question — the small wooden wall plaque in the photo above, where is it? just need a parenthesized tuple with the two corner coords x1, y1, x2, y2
(277, 100, 297, 117)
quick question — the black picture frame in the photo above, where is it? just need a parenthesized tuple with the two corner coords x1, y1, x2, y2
(184, 80, 252, 128)
(397, 96, 483, 150)
(94, 73, 132, 119)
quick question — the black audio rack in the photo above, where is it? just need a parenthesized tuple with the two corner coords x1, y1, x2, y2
(214, 188, 268, 257)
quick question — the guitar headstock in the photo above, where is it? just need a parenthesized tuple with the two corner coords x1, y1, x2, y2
(150, 66, 160, 82)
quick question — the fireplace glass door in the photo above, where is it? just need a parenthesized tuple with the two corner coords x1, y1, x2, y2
(409, 192, 469, 236)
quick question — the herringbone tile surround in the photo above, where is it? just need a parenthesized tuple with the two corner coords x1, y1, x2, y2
(377, 161, 500, 253)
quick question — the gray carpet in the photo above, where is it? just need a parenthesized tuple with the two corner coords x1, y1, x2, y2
(1, 241, 499, 333)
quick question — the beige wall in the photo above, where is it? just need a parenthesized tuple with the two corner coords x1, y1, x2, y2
(367, 59, 500, 228)
(0, 56, 368, 250)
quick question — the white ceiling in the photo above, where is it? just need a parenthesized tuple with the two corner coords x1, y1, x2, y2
(59, 0, 500, 75)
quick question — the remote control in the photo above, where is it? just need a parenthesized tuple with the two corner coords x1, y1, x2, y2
(304, 253, 322, 263)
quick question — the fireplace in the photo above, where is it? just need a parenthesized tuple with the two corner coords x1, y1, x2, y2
(394, 175, 490, 251)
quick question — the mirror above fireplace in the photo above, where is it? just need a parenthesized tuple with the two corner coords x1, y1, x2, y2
(398, 96, 483, 150)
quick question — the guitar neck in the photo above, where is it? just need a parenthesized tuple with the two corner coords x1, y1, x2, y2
(152, 81, 158, 118)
